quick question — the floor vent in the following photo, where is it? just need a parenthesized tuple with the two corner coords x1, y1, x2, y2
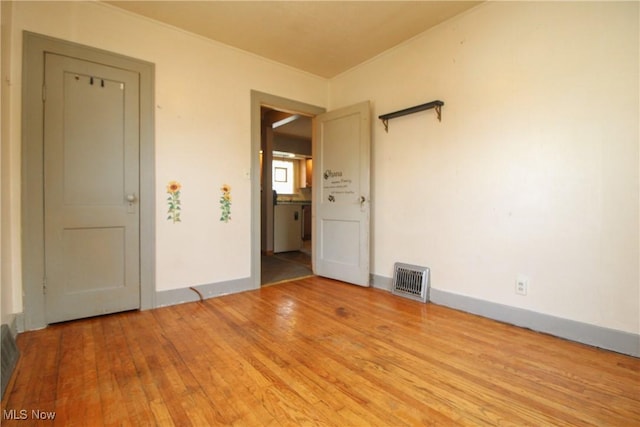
(392, 263, 430, 303)
(1, 324, 19, 399)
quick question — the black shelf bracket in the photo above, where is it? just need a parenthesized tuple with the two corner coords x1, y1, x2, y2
(379, 100, 444, 132)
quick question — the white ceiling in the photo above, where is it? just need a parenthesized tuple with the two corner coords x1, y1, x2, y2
(105, 1, 481, 78)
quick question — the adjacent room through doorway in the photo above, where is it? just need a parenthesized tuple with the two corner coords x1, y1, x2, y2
(260, 106, 314, 285)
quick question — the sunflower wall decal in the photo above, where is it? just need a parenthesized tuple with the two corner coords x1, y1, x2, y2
(166, 180, 182, 223)
(220, 184, 232, 222)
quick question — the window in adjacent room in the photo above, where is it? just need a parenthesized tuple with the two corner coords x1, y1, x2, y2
(272, 158, 295, 194)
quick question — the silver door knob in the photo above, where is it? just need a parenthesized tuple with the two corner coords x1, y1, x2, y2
(126, 193, 137, 203)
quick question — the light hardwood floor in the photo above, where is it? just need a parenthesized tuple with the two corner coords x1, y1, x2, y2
(2, 276, 639, 426)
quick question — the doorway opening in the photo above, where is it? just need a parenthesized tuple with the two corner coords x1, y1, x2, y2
(250, 91, 325, 288)
(260, 106, 314, 285)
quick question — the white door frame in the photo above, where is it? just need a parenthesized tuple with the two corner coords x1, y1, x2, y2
(250, 91, 324, 288)
(21, 32, 155, 330)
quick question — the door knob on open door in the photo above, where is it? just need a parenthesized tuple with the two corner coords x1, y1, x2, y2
(126, 193, 137, 203)
(360, 196, 366, 205)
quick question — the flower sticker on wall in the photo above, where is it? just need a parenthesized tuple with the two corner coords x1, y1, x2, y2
(220, 184, 232, 222)
(166, 180, 182, 223)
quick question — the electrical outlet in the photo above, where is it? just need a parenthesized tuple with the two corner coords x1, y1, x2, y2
(515, 277, 528, 296)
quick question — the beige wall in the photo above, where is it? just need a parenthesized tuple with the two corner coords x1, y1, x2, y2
(329, 1, 639, 334)
(4, 0, 327, 313)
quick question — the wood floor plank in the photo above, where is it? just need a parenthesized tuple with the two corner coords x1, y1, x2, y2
(2, 276, 639, 426)
(284, 300, 504, 424)
(290, 279, 637, 424)
(232, 288, 435, 425)
(164, 299, 290, 425)
(240, 288, 462, 425)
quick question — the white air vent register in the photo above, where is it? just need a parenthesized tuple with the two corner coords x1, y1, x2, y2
(392, 263, 430, 303)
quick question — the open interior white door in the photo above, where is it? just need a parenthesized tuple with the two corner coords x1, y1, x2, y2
(313, 101, 370, 286)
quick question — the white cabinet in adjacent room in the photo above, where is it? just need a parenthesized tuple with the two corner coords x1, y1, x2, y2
(274, 204, 302, 253)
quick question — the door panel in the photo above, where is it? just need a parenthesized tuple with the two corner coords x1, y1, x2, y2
(62, 227, 126, 293)
(62, 70, 127, 205)
(44, 53, 140, 323)
(313, 101, 371, 286)
(320, 219, 360, 264)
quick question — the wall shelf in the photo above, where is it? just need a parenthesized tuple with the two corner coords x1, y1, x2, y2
(378, 100, 444, 132)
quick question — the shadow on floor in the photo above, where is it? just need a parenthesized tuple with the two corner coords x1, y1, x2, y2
(261, 249, 313, 286)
